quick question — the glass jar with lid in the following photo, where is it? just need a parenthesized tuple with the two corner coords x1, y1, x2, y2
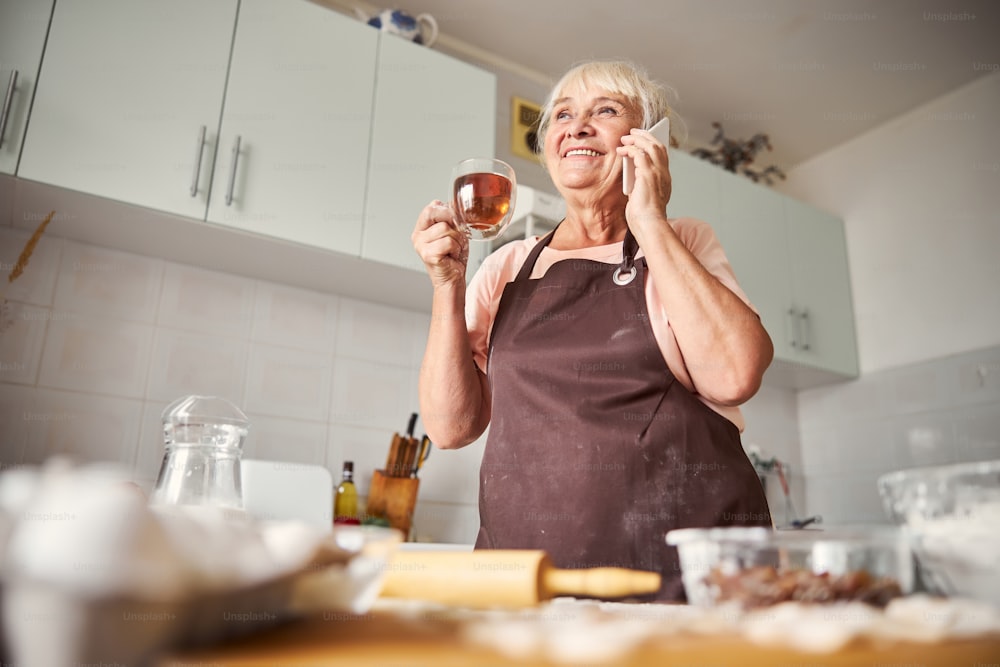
(150, 395, 249, 510)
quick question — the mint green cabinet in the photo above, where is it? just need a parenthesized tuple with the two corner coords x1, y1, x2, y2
(671, 156, 858, 387)
(783, 197, 859, 378)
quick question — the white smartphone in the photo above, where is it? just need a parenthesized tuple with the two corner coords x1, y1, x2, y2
(622, 116, 671, 195)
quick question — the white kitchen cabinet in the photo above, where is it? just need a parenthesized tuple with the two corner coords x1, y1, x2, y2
(667, 149, 722, 225)
(0, 0, 52, 174)
(17, 0, 238, 219)
(712, 167, 858, 384)
(361, 35, 496, 273)
(0, 0, 55, 175)
(206, 0, 378, 255)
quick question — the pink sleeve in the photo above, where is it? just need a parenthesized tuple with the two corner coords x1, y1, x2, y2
(465, 241, 534, 374)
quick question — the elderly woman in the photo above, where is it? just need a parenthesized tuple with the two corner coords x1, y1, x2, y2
(411, 60, 772, 600)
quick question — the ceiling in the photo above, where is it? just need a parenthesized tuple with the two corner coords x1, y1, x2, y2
(349, 0, 1000, 171)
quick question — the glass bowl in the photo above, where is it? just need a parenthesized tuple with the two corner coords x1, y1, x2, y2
(666, 526, 914, 608)
(877, 459, 1000, 606)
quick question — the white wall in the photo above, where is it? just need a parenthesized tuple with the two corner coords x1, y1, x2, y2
(779, 71, 1000, 374)
(780, 72, 1000, 524)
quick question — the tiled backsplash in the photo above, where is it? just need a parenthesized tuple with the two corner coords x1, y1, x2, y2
(11, 227, 994, 542)
(798, 345, 1000, 524)
(0, 228, 440, 531)
(1, 227, 809, 542)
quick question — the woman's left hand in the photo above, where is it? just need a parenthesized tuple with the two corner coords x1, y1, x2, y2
(618, 128, 672, 236)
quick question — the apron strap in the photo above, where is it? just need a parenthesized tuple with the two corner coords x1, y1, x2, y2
(613, 229, 640, 286)
(513, 224, 642, 285)
(513, 227, 557, 282)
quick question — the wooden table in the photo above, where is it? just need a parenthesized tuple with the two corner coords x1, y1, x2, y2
(160, 602, 1000, 667)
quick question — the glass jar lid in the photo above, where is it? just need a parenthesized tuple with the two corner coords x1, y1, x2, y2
(161, 395, 249, 450)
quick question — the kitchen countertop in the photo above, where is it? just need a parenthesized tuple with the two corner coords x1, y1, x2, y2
(160, 597, 1000, 667)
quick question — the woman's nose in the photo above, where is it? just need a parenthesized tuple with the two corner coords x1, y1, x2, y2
(565, 115, 594, 138)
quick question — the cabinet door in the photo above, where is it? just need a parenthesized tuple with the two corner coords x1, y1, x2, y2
(362, 36, 496, 272)
(206, 0, 378, 255)
(785, 198, 859, 376)
(17, 0, 237, 219)
(715, 169, 795, 356)
(668, 151, 722, 224)
(0, 0, 54, 175)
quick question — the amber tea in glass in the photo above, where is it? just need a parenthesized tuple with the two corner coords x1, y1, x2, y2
(451, 158, 517, 241)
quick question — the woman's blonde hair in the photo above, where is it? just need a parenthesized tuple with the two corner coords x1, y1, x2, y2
(536, 60, 678, 151)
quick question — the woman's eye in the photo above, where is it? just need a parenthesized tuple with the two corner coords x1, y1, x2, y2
(597, 107, 619, 116)
(555, 110, 572, 120)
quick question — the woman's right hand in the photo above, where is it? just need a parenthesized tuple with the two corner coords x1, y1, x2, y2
(411, 200, 470, 288)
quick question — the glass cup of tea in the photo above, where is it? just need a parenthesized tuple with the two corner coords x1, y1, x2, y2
(451, 158, 517, 241)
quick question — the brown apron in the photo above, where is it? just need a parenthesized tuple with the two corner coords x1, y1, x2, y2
(475, 228, 771, 601)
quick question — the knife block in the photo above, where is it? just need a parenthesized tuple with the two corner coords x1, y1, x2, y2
(366, 470, 420, 538)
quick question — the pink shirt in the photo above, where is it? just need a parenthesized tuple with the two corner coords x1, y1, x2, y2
(466, 217, 755, 431)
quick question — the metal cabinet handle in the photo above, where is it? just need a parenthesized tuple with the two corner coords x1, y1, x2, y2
(189, 125, 206, 197)
(799, 308, 811, 351)
(225, 135, 242, 206)
(0, 70, 19, 149)
(787, 307, 799, 349)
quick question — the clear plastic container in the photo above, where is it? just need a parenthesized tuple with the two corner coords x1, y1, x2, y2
(150, 395, 249, 510)
(666, 526, 914, 608)
(878, 459, 1000, 605)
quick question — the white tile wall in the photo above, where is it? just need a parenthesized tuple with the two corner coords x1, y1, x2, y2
(799, 345, 1000, 525)
(245, 343, 332, 421)
(22, 389, 143, 466)
(328, 357, 415, 428)
(251, 283, 339, 353)
(53, 241, 162, 323)
(741, 384, 806, 525)
(0, 384, 34, 466)
(37, 312, 154, 398)
(0, 227, 62, 306)
(335, 298, 420, 366)
(244, 414, 328, 465)
(0, 302, 47, 385)
(146, 328, 248, 403)
(157, 264, 255, 337)
(0, 232, 845, 542)
(8, 232, 994, 541)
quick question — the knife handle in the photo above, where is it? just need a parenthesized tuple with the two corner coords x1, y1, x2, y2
(386, 435, 403, 477)
(399, 438, 417, 477)
(414, 435, 432, 476)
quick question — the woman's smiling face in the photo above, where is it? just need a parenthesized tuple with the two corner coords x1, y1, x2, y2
(543, 83, 639, 196)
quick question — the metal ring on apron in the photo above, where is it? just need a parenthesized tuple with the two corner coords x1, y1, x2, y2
(612, 265, 637, 285)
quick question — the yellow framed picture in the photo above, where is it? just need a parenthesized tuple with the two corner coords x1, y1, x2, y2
(511, 96, 542, 160)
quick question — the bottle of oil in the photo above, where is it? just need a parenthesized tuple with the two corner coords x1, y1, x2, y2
(334, 460, 359, 525)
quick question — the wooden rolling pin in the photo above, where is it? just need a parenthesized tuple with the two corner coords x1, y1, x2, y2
(378, 550, 661, 608)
